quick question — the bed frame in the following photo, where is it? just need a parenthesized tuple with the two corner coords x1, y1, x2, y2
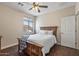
(17, 26, 57, 56)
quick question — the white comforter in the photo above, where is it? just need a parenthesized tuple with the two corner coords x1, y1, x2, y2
(27, 34, 57, 56)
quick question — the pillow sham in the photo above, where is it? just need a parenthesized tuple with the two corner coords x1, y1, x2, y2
(47, 31, 53, 35)
(39, 30, 48, 34)
(39, 30, 53, 35)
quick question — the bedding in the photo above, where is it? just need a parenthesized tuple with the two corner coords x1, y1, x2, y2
(27, 34, 57, 56)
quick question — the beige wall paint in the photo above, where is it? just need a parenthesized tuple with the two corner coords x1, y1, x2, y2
(36, 6, 75, 44)
(0, 5, 35, 49)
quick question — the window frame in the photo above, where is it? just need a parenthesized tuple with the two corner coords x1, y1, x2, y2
(23, 18, 33, 32)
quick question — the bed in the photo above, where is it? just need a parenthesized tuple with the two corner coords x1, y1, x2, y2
(17, 26, 57, 56)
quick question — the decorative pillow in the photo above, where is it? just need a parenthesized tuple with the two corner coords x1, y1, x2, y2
(47, 30, 53, 35)
(39, 30, 48, 34)
(39, 30, 53, 35)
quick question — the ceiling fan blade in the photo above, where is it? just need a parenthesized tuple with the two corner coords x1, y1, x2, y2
(33, 2, 35, 5)
(18, 2, 24, 6)
(29, 8, 32, 10)
(38, 8, 40, 13)
(39, 5, 48, 8)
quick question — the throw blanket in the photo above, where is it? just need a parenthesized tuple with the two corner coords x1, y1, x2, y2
(19, 32, 33, 52)
(19, 35, 29, 52)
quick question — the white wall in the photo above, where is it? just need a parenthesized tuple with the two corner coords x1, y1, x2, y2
(0, 4, 36, 49)
(36, 6, 75, 44)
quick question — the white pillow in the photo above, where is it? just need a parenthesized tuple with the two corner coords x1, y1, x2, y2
(47, 31, 53, 35)
(39, 30, 53, 35)
(39, 30, 48, 34)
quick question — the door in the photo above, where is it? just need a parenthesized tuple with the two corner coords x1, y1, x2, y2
(61, 16, 75, 48)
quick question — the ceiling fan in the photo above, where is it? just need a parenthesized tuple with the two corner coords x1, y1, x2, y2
(18, 2, 48, 13)
(29, 2, 48, 13)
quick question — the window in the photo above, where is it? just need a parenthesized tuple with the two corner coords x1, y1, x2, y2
(23, 18, 33, 33)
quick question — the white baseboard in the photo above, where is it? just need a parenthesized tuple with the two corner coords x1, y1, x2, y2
(60, 44, 78, 49)
(1, 43, 18, 50)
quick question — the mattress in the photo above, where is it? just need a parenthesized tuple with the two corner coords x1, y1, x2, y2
(27, 34, 57, 56)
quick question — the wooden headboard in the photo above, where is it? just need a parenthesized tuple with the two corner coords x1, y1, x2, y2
(40, 26, 57, 37)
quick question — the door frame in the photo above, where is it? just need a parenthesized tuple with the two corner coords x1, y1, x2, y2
(76, 11, 79, 49)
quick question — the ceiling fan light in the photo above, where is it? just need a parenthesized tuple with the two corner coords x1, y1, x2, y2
(35, 6, 38, 11)
(32, 7, 35, 10)
(29, 2, 48, 13)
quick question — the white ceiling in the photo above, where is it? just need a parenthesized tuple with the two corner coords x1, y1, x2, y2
(0, 2, 76, 16)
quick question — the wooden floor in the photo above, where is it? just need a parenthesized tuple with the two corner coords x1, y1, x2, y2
(0, 44, 79, 56)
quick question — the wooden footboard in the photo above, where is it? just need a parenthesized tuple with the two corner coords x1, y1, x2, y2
(25, 41, 43, 56)
(17, 38, 43, 56)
